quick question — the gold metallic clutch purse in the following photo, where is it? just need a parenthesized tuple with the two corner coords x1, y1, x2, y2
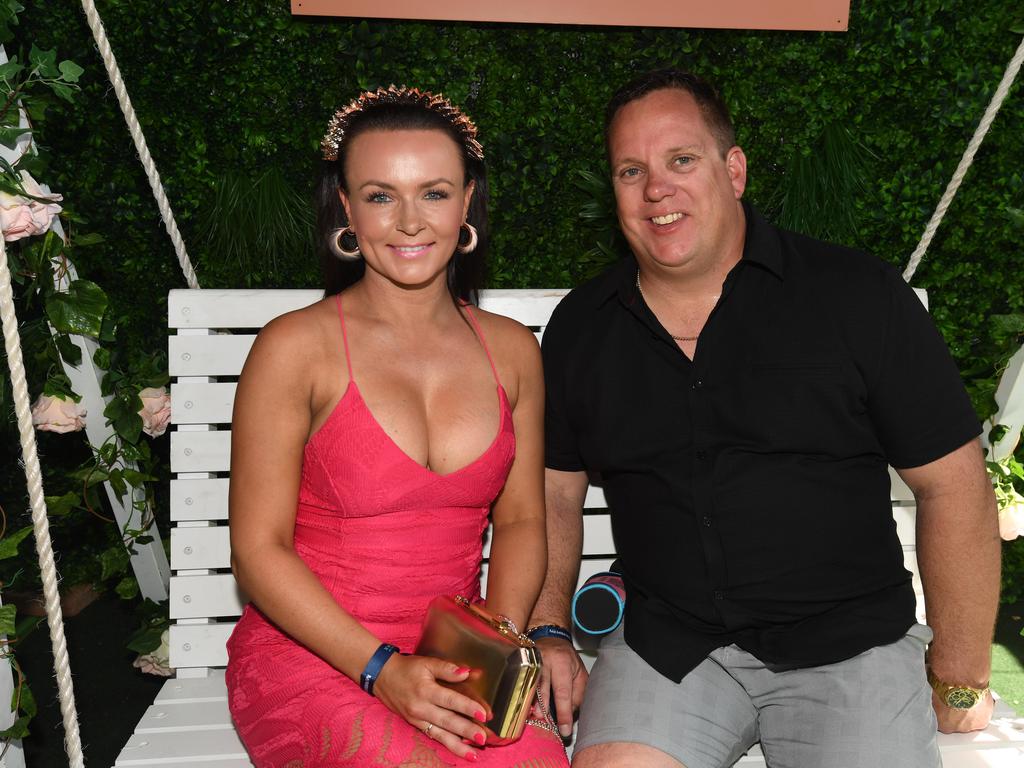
(415, 595, 541, 744)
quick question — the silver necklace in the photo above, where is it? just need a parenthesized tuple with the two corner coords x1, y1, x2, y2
(635, 269, 709, 342)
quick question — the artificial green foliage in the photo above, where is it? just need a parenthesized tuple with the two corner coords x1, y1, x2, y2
(8, 1, 1024, 603)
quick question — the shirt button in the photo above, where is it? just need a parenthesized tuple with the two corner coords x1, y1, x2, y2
(714, 590, 724, 600)
(692, 379, 704, 390)
(696, 449, 707, 460)
(702, 516, 712, 527)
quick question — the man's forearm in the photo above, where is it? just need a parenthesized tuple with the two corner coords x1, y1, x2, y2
(913, 442, 999, 688)
(529, 469, 587, 627)
(915, 476, 1000, 686)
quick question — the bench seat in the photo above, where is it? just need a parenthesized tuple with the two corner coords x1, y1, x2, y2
(114, 288, 1021, 767)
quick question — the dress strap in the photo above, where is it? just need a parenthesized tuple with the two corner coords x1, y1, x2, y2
(461, 303, 501, 386)
(334, 294, 354, 380)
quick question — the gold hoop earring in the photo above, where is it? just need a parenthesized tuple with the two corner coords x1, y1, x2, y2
(457, 223, 478, 254)
(329, 227, 361, 260)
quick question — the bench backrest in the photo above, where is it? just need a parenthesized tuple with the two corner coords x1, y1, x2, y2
(167, 288, 923, 676)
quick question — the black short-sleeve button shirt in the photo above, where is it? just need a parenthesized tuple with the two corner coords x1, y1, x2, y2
(543, 204, 980, 682)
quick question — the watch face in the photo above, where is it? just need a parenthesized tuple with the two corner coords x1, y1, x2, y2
(946, 688, 980, 709)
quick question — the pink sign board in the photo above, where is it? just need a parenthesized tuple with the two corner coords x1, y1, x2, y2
(291, 1, 850, 31)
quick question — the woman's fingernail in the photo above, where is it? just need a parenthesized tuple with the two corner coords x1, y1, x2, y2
(455, 666, 471, 675)
(464, 752, 478, 763)
(473, 732, 486, 745)
(473, 710, 487, 722)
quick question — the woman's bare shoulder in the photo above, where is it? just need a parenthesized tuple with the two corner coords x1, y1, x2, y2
(243, 298, 338, 378)
(470, 306, 539, 356)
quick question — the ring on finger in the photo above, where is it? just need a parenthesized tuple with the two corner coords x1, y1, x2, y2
(422, 722, 434, 738)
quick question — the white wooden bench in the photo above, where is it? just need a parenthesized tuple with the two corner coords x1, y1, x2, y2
(115, 288, 1023, 767)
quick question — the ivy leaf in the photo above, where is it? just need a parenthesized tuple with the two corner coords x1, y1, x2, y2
(0, 2, 24, 44)
(104, 394, 143, 444)
(107, 468, 128, 500)
(28, 44, 58, 78)
(122, 468, 156, 487)
(18, 680, 36, 718)
(41, 373, 79, 401)
(115, 575, 139, 600)
(57, 59, 83, 83)
(71, 232, 105, 247)
(0, 58, 23, 81)
(49, 81, 75, 103)
(988, 424, 1009, 445)
(1008, 207, 1024, 230)
(0, 715, 30, 740)
(0, 604, 15, 635)
(0, 124, 30, 149)
(98, 311, 117, 343)
(45, 279, 108, 337)
(126, 619, 164, 653)
(99, 545, 130, 581)
(0, 715, 31, 740)
(92, 345, 111, 370)
(44, 492, 79, 517)
(54, 332, 82, 367)
(0, 526, 33, 561)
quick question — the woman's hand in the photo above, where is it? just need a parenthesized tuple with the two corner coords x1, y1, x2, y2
(373, 654, 489, 762)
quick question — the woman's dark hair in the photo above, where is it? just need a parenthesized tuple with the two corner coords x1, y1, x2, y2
(316, 95, 489, 303)
(605, 68, 736, 157)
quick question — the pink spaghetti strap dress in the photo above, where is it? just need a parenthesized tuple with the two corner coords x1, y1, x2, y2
(226, 296, 568, 768)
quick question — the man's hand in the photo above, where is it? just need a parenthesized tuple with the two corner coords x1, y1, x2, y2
(536, 637, 588, 738)
(933, 689, 994, 733)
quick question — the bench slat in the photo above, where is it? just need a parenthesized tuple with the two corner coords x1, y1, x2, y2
(169, 334, 256, 377)
(169, 624, 236, 670)
(136, 700, 233, 732)
(171, 383, 237, 425)
(116, 728, 250, 765)
(171, 478, 231, 522)
(155, 671, 229, 703)
(170, 574, 245, 620)
(172, 526, 230, 570)
(168, 288, 570, 331)
(170, 289, 322, 329)
(172, 431, 231, 473)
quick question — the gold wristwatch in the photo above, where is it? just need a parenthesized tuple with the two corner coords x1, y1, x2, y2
(926, 668, 989, 710)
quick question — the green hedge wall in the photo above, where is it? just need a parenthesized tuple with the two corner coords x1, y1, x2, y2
(18, 1, 1023, 418)
(7, 0, 1024, 597)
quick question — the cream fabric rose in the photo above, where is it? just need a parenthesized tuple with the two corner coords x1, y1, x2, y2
(138, 387, 172, 437)
(998, 499, 1024, 541)
(31, 394, 86, 434)
(0, 171, 63, 242)
(132, 629, 173, 677)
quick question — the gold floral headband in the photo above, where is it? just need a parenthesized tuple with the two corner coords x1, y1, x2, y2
(320, 85, 484, 162)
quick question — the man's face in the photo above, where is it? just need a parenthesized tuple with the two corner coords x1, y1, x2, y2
(608, 88, 746, 275)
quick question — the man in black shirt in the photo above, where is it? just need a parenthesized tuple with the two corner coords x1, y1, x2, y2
(527, 69, 1000, 767)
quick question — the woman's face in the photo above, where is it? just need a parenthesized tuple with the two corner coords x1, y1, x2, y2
(340, 128, 474, 291)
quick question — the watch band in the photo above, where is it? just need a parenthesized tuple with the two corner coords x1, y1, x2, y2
(926, 667, 989, 710)
(526, 624, 573, 642)
(360, 643, 400, 695)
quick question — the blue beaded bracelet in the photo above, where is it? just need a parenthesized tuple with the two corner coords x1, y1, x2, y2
(526, 624, 573, 642)
(360, 643, 400, 695)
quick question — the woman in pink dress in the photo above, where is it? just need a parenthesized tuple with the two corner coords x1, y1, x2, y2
(225, 86, 569, 768)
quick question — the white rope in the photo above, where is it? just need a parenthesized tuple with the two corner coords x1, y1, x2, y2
(903, 35, 1024, 282)
(0, 237, 85, 768)
(79, 0, 200, 290)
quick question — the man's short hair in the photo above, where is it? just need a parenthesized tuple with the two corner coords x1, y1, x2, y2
(605, 68, 737, 156)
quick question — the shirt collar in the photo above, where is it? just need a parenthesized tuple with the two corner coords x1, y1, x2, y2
(596, 201, 786, 309)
